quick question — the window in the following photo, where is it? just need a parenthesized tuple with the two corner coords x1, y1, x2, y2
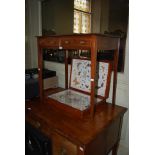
(73, 0, 91, 33)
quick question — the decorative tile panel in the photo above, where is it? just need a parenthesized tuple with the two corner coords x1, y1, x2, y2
(48, 89, 101, 111)
(70, 59, 111, 98)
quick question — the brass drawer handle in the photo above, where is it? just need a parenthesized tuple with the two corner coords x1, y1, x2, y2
(35, 121, 41, 129)
(60, 147, 67, 155)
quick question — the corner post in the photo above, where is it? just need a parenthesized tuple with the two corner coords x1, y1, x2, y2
(65, 50, 68, 89)
(112, 38, 120, 105)
(37, 37, 43, 103)
(90, 36, 97, 118)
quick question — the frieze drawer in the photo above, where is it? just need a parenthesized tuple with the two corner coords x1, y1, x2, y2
(38, 37, 59, 47)
(61, 38, 91, 48)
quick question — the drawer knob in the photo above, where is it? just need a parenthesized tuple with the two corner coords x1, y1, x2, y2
(80, 41, 85, 44)
(64, 40, 69, 44)
(59, 46, 63, 49)
(35, 121, 41, 128)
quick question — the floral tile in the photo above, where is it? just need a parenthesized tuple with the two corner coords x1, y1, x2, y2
(48, 89, 102, 111)
(70, 59, 110, 98)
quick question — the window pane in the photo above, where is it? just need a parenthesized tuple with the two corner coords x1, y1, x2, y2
(74, 0, 91, 12)
(81, 13, 91, 33)
(74, 0, 91, 34)
(73, 10, 81, 33)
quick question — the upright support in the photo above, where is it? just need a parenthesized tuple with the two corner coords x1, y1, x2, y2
(90, 39, 97, 118)
(112, 39, 120, 105)
(65, 50, 68, 89)
(37, 38, 43, 103)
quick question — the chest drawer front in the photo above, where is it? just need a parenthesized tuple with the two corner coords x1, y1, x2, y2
(39, 38, 59, 47)
(61, 38, 91, 48)
(52, 133, 77, 155)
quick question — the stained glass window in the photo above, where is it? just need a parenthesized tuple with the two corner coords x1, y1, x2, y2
(73, 0, 91, 34)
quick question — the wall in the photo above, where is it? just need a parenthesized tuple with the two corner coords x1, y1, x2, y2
(91, 0, 102, 33)
(91, 0, 109, 33)
(108, 0, 129, 32)
(92, 0, 129, 34)
(100, 0, 109, 33)
(25, 0, 31, 68)
(42, 0, 73, 35)
(25, 0, 42, 68)
(44, 61, 69, 88)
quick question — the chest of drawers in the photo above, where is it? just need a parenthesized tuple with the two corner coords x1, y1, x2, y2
(26, 96, 127, 155)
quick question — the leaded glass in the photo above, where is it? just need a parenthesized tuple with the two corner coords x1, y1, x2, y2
(81, 13, 91, 33)
(74, 0, 91, 12)
(74, 10, 81, 33)
(73, 0, 91, 33)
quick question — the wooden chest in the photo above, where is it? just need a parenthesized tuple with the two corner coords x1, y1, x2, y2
(25, 96, 127, 155)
